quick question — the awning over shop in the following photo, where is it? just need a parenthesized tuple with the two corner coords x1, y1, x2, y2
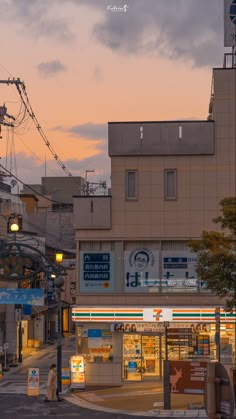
(32, 304, 48, 317)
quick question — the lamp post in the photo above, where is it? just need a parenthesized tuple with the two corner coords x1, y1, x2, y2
(8, 214, 23, 364)
(54, 275, 64, 394)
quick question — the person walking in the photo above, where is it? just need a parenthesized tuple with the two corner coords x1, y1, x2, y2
(45, 364, 57, 402)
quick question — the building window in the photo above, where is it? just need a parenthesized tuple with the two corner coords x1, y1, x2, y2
(164, 169, 177, 200)
(126, 170, 138, 200)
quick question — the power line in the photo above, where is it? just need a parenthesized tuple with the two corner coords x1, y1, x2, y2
(0, 77, 73, 177)
(0, 163, 68, 205)
(14, 131, 59, 176)
(15, 81, 73, 177)
(0, 63, 14, 78)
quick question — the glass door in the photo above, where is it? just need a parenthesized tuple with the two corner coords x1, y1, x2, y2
(141, 334, 161, 379)
(123, 334, 142, 381)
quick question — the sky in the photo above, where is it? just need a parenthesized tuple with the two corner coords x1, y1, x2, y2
(0, 0, 225, 192)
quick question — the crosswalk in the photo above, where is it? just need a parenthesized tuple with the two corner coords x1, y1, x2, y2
(0, 336, 75, 395)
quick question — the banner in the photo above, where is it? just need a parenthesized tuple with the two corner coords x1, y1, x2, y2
(124, 248, 159, 293)
(80, 252, 115, 293)
(162, 251, 198, 292)
(0, 288, 44, 305)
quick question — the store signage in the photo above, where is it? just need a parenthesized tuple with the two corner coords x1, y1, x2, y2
(0, 288, 44, 305)
(72, 307, 236, 323)
(27, 368, 40, 396)
(169, 361, 207, 394)
(80, 252, 115, 293)
(88, 329, 102, 348)
(124, 248, 160, 293)
(167, 328, 193, 345)
(162, 252, 199, 291)
(70, 355, 85, 389)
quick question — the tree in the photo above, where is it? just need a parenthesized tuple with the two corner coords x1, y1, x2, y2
(189, 197, 236, 311)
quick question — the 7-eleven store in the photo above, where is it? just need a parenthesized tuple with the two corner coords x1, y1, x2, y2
(72, 306, 236, 385)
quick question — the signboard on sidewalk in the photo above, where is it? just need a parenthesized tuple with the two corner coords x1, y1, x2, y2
(70, 355, 85, 389)
(169, 361, 207, 395)
(27, 368, 39, 396)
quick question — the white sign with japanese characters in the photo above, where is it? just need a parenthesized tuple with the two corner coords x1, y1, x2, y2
(162, 251, 198, 292)
(124, 248, 159, 293)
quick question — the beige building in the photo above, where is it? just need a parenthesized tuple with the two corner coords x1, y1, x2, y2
(72, 60, 235, 385)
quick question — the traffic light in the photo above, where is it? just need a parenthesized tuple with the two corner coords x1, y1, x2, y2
(7, 214, 23, 233)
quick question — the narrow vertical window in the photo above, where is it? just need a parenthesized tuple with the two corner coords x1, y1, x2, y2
(126, 170, 138, 200)
(164, 169, 177, 200)
(179, 125, 182, 139)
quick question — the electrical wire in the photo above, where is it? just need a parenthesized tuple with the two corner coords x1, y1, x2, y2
(15, 81, 73, 177)
(26, 219, 75, 248)
(0, 163, 69, 205)
(0, 62, 14, 78)
(14, 131, 59, 176)
(0, 76, 90, 193)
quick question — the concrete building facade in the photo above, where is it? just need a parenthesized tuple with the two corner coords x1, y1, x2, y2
(72, 63, 235, 384)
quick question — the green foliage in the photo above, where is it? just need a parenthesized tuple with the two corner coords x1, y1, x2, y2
(213, 197, 236, 236)
(188, 197, 236, 311)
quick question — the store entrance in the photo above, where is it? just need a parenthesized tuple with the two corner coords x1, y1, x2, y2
(123, 333, 162, 381)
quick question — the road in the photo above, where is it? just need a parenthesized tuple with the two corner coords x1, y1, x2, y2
(0, 394, 164, 419)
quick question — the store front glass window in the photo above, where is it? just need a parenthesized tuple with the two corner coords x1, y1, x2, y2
(123, 334, 162, 381)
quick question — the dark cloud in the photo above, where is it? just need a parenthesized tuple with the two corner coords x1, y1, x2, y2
(77, 0, 224, 67)
(57, 123, 108, 140)
(1, 0, 74, 41)
(37, 60, 67, 77)
(0, 0, 224, 66)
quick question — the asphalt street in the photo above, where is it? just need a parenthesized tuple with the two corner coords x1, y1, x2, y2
(0, 394, 173, 419)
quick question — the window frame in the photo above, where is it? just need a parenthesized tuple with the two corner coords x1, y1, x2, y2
(125, 170, 138, 201)
(164, 169, 177, 200)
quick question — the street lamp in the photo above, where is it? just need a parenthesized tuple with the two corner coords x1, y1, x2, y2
(7, 214, 23, 234)
(54, 275, 64, 395)
(7, 214, 23, 363)
(55, 252, 64, 264)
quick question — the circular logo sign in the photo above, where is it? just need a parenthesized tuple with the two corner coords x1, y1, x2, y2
(230, 0, 236, 24)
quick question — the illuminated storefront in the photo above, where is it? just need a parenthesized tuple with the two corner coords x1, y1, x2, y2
(72, 307, 236, 384)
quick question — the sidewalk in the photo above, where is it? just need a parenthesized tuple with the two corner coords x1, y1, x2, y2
(1, 343, 234, 418)
(66, 382, 207, 417)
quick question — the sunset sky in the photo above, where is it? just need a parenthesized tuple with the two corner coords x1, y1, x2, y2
(0, 0, 225, 191)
